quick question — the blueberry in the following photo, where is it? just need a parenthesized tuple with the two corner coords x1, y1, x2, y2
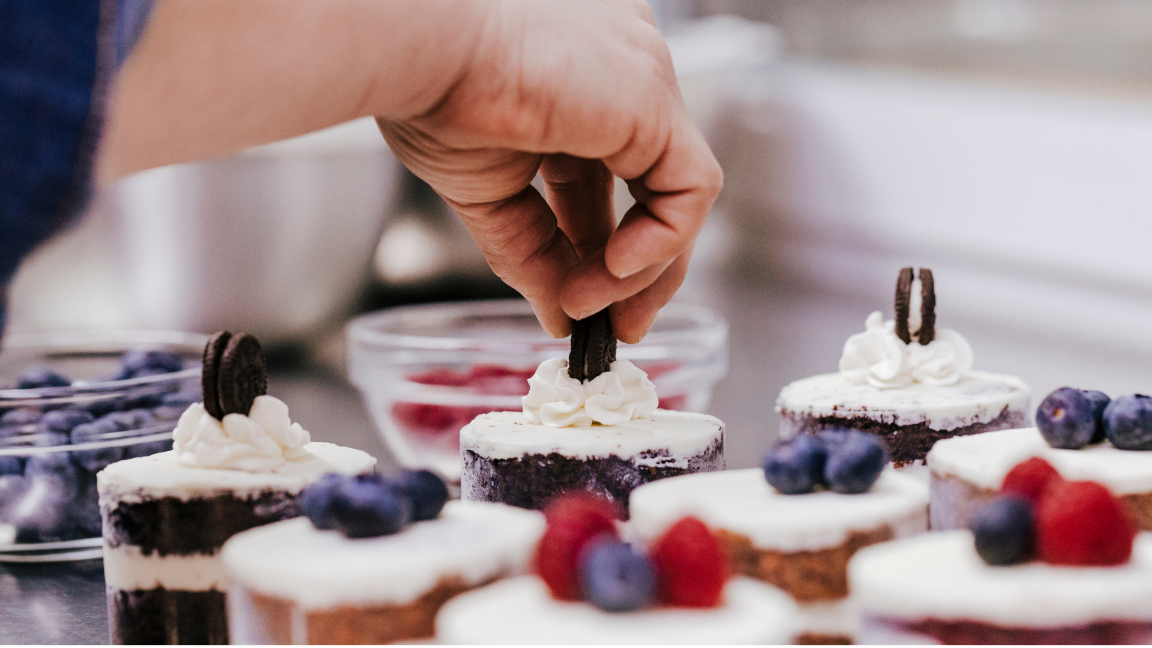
(24, 453, 82, 499)
(392, 470, 449, 521)
(0, 474, 31, 515)
(123, 439, 171, 460)
(578, 541, 657, 612)
(69, 478, 103, 537)
(1080, 390, 1112, 444)
(39, 409, 94, 435)
(0, 455, 22, 476)
(117, 350, 184, 380)
(816, 428, 851, 452)
(1036, 387, 1097, 449)
(824, 431, 889, 494)
(26, 432, 68, 447)
(971, 494, 1034, 566)
(1104, 394, 1152, 451)
(17, 366, 71, 389)
(84, 395, 126, 417)
(329, 478, 411, 538)
(1, 409, 41, 428)
(70, 420, 126, 472)
(9, 474, 73, 542)
(101, 409, 154, 432)
(301, 473, 347, 530)
(763, 435, 827, 495)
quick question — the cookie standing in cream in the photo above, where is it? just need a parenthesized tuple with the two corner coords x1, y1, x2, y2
(98, 395, 375, 645)
(461, 358, 723, 513)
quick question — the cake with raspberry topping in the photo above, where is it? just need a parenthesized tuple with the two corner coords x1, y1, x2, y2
(461, 311, 723, 513)
(98, 332, 376, 644)
(222, 471, 544, 645)
(629, 431, 927, 643)
(776, 268, 1031, 467)
(435, 493, 798, 644)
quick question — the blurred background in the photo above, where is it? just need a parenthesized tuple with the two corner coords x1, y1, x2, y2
(5, 0, 1152, 474)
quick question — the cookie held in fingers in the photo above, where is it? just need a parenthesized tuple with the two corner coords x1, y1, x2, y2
(568, 310, 617, 383)
(201, 331, 232, 420)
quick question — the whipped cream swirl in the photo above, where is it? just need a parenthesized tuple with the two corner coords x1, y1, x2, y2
(522, 358, 659, 427)
(173, 395, 311, 471)
(839, 311, 974, 389)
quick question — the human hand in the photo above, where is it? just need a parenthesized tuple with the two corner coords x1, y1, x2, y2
(377, 0, 721, 342)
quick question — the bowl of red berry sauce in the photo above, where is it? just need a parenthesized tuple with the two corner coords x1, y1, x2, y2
(346, 299, 728, 483)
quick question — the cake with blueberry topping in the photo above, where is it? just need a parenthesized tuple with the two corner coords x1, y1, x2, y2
(851, 463, 1152, 644)
(776, 268, 1031, 467)
(929, 387, 1152, 531)
(629, 431, 927, 643)
(461, 311, 723, 513)
(98, 332, 376, 644)
(222, 471, 543, 644)
(435, 493, 798, 644)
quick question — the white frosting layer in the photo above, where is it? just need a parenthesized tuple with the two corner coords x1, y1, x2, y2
(103, 543, 225, 591)
(629, 469, 927, 553)
(928, 427, 1152, 495)
(776, 370, 1031, 432)
(796, 598, 857, 638)
(221, 501, 544, 609)
(849, 531, 1152, 626)
(839, 312, 974, 389)
(173, 396, 310, 471)
(97, 442, 376, 504)
(435, 575, 797, 645)
(523, 358, 659, 427)
(461, 409, 723, 466)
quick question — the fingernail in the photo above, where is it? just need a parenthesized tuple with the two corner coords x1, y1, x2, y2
(613, 265, 644, 279)
(574, 311, 591, 321)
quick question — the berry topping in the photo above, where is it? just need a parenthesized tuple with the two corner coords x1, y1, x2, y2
(578, 540, 657, 612)
(971, 495, 1035, 566)
(1000, 457, 1062, 504)
(328, 478, 411, 539)
(392, 469, 449, 521)
(824, 430, 889, 494)
(301, 473, 346, 530)
(763, 435, 827, 495)
(1036, 480, 1137, 566)
(1036, 387, 1097, 449)
(535, 493, 620, 600)
(1103, 394, 1152, 451)
(650, 517, 727, 608)
(117, 350, 184, 380)
(17, 366, 71, 389)
(1080, 390, 1111, 443)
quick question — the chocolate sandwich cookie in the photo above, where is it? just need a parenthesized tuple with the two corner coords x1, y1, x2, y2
(200, 331, 267, 420)
(894, 267, 937, 346)
(917, 269, 936, 345)
(568, 310, 617, 383)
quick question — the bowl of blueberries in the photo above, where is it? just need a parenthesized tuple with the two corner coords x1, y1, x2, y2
(346, 299, 729, 485)
(0, 330, 206, 561)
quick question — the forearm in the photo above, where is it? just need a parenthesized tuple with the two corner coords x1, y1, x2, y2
(96, 0, 485, 183)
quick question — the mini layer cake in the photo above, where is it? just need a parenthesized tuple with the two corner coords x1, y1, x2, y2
(461, 311, 723, 512)
(849, 531, 1152, 644)
(777, 268, 1030, 467)
(629, 468, 928, 643)
(98, 331, 376, 644)
(223, 500, 544, 644)
(929, 427, 1152, 531)
(436, 575, 796, 644)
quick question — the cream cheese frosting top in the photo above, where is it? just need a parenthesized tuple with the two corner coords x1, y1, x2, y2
(628, 469, 927, 553)
(522, 358, 659, 427)
(173, 396, 310, 471)
(839, 311, 974, 389)
(97, 442, 376, 503)
(222, 501, 545, 609)
(928, 427, 1152, 495)
(435, 575, 798, 645)
(850, 531, 1152, 627)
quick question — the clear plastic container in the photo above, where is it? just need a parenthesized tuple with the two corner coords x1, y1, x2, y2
(346, 299, 728, 482)
(0, 330, 206, 561)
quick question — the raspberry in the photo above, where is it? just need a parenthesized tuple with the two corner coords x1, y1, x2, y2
(650, 517, 728, 607)
(534, 493, 620, 600)
(1036, 480, 1137, 566)
(1001, 457, 1063, 504)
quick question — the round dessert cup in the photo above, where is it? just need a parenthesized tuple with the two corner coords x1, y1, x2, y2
(222, 500, 544, 644)
(99, 442, 376, 645)
(928, 427, 1152, 531)
(849, 531, 1152, 644)
(435, 574, 798, 644)
(346, 299, 728, 483)
(628, 467, 928, 643)
(0, 330, 207, 561)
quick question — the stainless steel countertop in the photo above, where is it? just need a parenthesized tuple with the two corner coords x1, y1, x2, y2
(4, 270, 1148, 644)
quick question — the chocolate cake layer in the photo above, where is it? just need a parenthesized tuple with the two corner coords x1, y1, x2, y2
(103, 491, 301, 555)
(462, 438, 723, 514)
(718, 525, 893, 602)
(108, 586, 228, 645)
(796, 632, 852, 645)
(870, 616, 1152, 645)
(782, 405, 1027, 467)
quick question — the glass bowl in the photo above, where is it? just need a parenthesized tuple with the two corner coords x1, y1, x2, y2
(346, 299, 729, 482)
(0, 330, 207, 562)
